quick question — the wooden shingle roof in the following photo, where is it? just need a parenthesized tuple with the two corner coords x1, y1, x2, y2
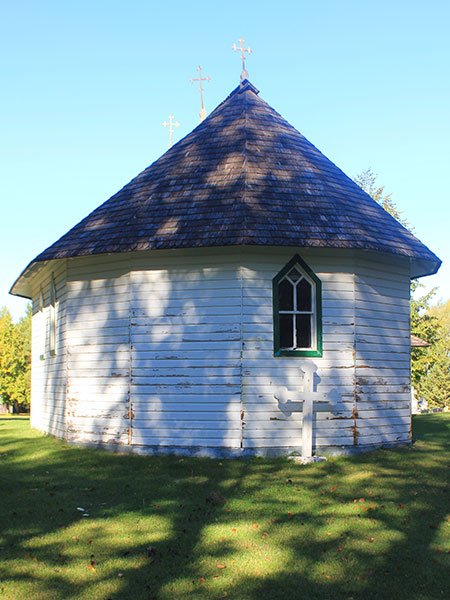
(12, 80, 440, 295)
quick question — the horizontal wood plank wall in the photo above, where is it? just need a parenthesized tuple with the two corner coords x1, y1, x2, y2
(31, 247, 411, 454)
(241, 249, 357, 451)
(65, 254, 131, 445)
(30, 260, 67, 438)
(355, 254, 411, 447)
(129, 250, 242, 448)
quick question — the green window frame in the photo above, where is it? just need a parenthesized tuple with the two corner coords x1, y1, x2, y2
(273, 255, 323, 357)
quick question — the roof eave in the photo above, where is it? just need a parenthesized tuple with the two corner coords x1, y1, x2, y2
(410, 256, 442, 279)
(9, 259, 50, 299)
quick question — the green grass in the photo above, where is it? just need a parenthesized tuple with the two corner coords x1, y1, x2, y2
(0, 416, 449, 600)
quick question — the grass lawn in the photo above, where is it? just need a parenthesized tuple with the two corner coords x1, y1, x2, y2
(0, 415, 449, 600)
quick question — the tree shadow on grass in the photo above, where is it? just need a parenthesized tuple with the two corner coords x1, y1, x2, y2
(0, 415, 449, 600)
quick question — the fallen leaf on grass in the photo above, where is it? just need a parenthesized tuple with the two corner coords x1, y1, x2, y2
(217, 564, 226, 569)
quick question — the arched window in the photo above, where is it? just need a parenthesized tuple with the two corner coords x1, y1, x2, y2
(273, 255, 322, 357)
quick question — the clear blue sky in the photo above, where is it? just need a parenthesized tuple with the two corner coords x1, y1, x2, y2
(1, 0, 449, 320)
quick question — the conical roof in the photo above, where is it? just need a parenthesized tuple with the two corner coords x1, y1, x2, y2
(12, 80, 440, 295)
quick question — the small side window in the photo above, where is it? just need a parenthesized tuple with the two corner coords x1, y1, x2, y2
(49, 276, 56, 356)
(39, 287, 45, 360)
(273, 255, 322, 357)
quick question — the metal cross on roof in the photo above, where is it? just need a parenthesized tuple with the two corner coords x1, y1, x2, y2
(163, 114, 180, 149)
(190, 65, 210, 123)
(232, 37, 252, 82)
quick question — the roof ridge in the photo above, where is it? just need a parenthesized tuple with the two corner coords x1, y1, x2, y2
(240, 82, 250, 243)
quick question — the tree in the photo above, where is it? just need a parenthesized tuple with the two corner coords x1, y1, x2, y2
(354, 169, 450, 408)
(418, 338, 450, 408)
(0, 305, 31, 412)
(429, 298, 450, 333)
(354, 168, 409, 228)
(410, 287, 441, 393)
(417, 299, 450, 408)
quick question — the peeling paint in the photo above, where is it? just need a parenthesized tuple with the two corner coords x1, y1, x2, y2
(352, 407, 359, 445)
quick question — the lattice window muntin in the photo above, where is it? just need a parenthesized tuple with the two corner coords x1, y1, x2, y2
(278, 267, 316, 351)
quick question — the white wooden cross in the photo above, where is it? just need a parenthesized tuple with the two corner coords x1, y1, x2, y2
(274, 362, 338, 459)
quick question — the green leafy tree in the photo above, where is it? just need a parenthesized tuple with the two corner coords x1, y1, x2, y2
(417, 299, 450, 408)
(410, 287, 441, 392)
(418, 338, 450, 408)
(355, 169, 449, 407)
(429, 299, 450, 333)
(0, 305, 31, 412)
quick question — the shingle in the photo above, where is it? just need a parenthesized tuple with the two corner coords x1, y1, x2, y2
(30, 80, 439, 271)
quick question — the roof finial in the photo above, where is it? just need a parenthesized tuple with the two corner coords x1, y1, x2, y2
(163, 114, 180, 149)
(232, 37, 252, 82)
(190, 65, 211, 122)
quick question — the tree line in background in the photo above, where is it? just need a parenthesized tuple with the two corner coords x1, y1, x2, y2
(0, 304, 31, 412)
(1, 170, 449, 412)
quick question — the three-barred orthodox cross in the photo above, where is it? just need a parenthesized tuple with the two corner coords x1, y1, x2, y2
(232, 37, 252, 82)
(275, 362, 336, 459)
(163, 114, 180, 149)
(190, 65, 210, 122)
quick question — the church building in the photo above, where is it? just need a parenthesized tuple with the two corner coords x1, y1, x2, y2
(11, 80, 441, 457)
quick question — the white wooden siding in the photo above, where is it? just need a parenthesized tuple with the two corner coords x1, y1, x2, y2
(240, 249, 357, 450)
(355, 254, 411, 446)
(29, 247, 412, 454)
(30, 260, 67, 437)
(65, 254, 131, 445)
(129, 251, 242, 448)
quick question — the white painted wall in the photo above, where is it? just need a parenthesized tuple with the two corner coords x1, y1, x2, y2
(29, 247, 412, 454)
(31, 260, 67, 437)
(241, 249, 357, 451)
(355, 254, 412, 447)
